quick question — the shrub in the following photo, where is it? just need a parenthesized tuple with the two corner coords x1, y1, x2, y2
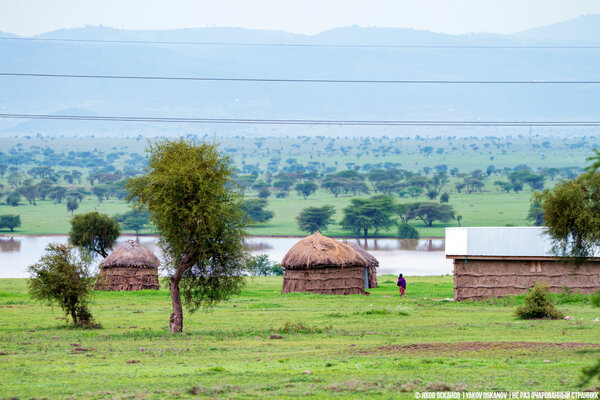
(515, 283, 563, 319)
(581, 289, 600, 386)
(27, 244, 98, 327)
(246, 254, 285, 276)
(591, 290, 600, 308)
(398, 223, 419, 239)
(6, 191, 21, 206)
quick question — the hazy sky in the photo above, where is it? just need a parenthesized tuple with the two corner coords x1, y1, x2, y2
(1, 0, 600, 36)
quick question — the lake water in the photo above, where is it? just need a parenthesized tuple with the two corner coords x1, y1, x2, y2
(0, 235, 452, 278)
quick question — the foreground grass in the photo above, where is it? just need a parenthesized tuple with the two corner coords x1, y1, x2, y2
(0, 276, 599, 398)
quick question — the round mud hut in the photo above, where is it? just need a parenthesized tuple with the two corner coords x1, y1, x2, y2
(345, 242, 379, 289)
(281, 231, 369, 295)
(94, 240, 160, 291)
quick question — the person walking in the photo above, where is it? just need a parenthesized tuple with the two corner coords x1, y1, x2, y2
(397, 274, 406, 297)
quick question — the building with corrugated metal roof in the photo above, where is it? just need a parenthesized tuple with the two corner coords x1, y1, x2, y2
(446, 227, 600, 300)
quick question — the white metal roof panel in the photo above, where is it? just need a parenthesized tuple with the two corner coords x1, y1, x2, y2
(445, 227, 554, 258)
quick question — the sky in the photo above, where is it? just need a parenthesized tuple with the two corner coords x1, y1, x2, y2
(1, 0, 600, 36)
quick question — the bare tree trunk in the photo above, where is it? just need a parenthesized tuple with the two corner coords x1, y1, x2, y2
(169, 254, 194, 334)
(169, 277, 183, 333)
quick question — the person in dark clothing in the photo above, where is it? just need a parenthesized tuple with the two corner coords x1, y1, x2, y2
(397, 274, 406, 297)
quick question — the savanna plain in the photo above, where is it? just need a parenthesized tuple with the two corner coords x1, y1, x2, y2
(0, 134, 597, 237)
(0, 276, 598, 398)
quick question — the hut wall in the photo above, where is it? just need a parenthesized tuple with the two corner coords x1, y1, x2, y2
(94, 267, 159, 291)
(453, 259, 600, 300)
(368, 265, 377, 288)
(282, 267, 365, 295)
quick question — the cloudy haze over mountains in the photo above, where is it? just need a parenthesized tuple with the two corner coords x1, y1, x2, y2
(1, 15, 599, 136)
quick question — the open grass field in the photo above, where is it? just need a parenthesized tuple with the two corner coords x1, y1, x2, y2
(0, 186, 534, 237)
(0, 276, 599, 398)
(0, 186, 536, 237)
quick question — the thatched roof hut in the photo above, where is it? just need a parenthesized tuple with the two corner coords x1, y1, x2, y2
(94, 240, 160, 291)
(345, 242, 379, 288)
(281, 231, 369, 295)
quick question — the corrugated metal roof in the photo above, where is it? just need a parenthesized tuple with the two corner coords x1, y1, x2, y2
(445, 227, 555, 258)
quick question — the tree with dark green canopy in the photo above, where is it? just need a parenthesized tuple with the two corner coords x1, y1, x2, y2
(242, 199, 274, 224)
(0, 214, 20, 232)
(115, 209, 150, 235)
(296, 205, 336, 233)
(341, 195, 396, 238)
(6, 191, 21, 206)
(440, 192, 450, 203)
(19, 185, 38, 205)
(396, 202, 421, 224)
(258, 187, 271, 199)
(273, 179, 294, 195)
(69, 212, 120, 258)
(412, 203, 455, 227)
(126, 139, 248, 333)
(527, 200, 545, 226)
(91, 186, 107, 203)
(48, 186, 68, 204)
(295, 181, 318, 199)
(66, 197, 79, 215)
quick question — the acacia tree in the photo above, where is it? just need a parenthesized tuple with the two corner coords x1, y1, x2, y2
(115, 209, 150, 235)
(69, 212, 120, 258)
(296, 205, 336, 233)
(126, 139, 247, 333)
(341, 195, 396, 238)
(535, 171, 600, 261)
(242, 199, 274, 224)
(411, 203, 455, 227)
(295, 181, 318, 199)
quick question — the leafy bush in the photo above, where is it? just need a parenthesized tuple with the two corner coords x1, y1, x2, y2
(246, 254, 284, 276)
(591, 290, 600, 308)
(515, 283, 563, 320)
(5, 191, 21, 206)
(27, 244, 99, 327)
(277, 322, 329, 334)
(398, 223, 419, 239)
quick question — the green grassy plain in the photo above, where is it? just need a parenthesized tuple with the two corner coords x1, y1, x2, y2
(0, 276, 598, 398)
(0, 134, 596, 237)
(0, 185, 540, 237)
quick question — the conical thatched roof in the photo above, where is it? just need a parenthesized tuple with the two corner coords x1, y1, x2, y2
(281, 231, 367, 270)
(345, 242, 379, 268)
(99, 240, 160, 269)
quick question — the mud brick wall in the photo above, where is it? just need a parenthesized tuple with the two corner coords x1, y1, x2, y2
(282, 266, 366, 295)
(453, 259, 600, 300)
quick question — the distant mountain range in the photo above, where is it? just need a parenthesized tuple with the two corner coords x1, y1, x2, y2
(1, 15, 599, 136)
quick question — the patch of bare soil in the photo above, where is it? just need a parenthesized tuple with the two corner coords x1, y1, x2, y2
(367, 342, 599, 353)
